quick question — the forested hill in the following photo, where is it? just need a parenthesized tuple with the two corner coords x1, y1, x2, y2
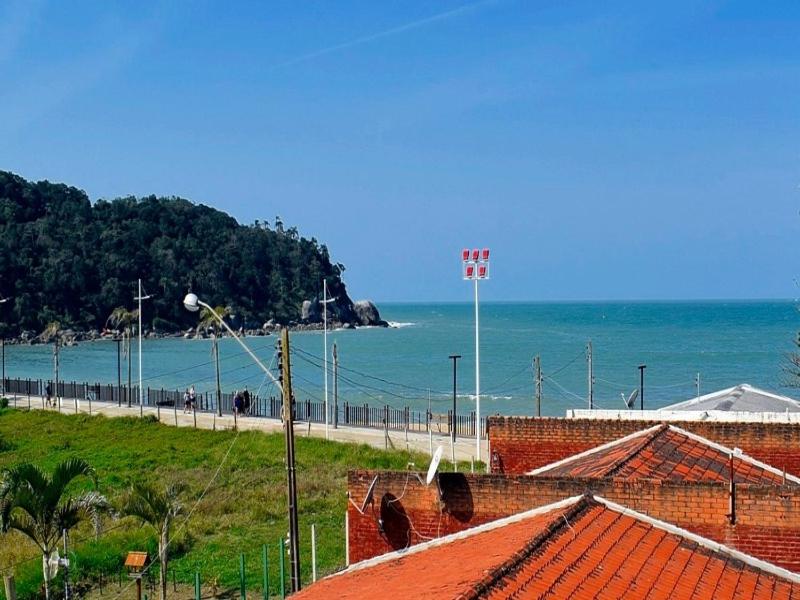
(0, 170, 362, 336)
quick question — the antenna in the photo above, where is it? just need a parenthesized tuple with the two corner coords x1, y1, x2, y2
(427, 446, 444, 485)
(624, 389, 639, 409)
(360, 475, 379, 513)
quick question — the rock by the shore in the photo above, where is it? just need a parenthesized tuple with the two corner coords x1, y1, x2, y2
(353, 300, 388, 327)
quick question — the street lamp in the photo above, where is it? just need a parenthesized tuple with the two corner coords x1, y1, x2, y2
(183, 293, 301, 589)
(461, 248, 490, 464)
(319, 280, 336, 439)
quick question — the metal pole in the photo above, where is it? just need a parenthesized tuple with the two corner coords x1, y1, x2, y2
(474, 278, 481, 463)
(311, 524, 317, 582)
(449, 355, 461, 444)
(278, 538, 286, 600)
(534, 355, 542, 417)
(116, 338, 121, 406)
(587, 340, 593, 410)
(428, 389, 432, 455)
(639, 364, 646, 410)
(261, 545, 269, 600)
(215, 337, 222, 417)
(323, 280, 329, 439)
(239, 553, 246, 600)
(2, 337, 5, 397)
(54, 340, 60, 412)
(333, 343, 338, 429)
(138, 278, 143, 415)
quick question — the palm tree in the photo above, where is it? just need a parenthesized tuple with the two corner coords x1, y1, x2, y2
(121, 482, 185, 600)
(107, 308, 138, 408)
(199, 305, 232, 416)
(0, 459, 108, 600)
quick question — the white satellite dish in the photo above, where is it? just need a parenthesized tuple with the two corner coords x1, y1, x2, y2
(360, 475, 379, 513)
(426, 445, 444, 486)
(623, 389, 639, 409)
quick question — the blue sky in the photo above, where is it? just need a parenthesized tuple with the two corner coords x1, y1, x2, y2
(1, 1, 798, 302)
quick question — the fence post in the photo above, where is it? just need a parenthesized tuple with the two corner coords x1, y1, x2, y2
(279, 538, 286, 600)
(311, 524, 317, 582)
(261, 544, 269, 600)
(193, 405, 197, 429)
(194, 570, 200, 600)
(239, 553, 246, 600)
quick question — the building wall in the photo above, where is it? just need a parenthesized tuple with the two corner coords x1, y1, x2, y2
(488, 417, 800, 475)
(347, 470, 800, 573)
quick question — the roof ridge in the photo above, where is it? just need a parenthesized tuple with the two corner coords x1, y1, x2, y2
(526, 424, 663, 476)
(603, 423, 669, 478)
(463, 495, 596, 600)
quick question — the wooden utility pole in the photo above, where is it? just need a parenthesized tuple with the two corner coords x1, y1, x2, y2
(534, 355, 542, 417)
(587, 340, 594, 410)
(278, 328, 301, 593)
(333, 343, 339, 429)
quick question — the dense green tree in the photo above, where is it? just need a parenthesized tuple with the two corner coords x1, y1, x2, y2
(0, 171, 358, 336)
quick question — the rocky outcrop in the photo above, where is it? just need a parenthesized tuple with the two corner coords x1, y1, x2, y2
(353, 300, 388, 327)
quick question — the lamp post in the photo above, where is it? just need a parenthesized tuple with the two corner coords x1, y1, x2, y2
(319, 280, 336, 439)
(183, 293, 301, 589)
(449, 355, 461, 444)
(134, 279, 153, 417)
(461, 248, 489, 464)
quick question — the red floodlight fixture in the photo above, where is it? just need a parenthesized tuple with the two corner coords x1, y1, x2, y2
(461, 246, 491, 280)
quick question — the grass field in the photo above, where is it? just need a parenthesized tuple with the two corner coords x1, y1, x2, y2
(0, 408, 432, 599)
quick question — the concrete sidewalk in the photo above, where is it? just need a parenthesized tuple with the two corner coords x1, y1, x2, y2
(5, 393, 489, 466)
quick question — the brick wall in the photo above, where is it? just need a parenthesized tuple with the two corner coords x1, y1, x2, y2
(488, 417, 800, 475)
(347, 470, 800, 572)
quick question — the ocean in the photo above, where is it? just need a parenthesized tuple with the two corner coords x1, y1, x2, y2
(3, 301, 799, 417)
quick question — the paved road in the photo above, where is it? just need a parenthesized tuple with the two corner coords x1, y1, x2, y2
(5, 393, 489, 467)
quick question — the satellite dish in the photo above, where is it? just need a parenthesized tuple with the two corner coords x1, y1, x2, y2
(360, 475, 379, 513)
(426, 446, 444, 486)
(624, 389, 639, 409)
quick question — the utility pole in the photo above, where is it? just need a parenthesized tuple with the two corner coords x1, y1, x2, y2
(638, 364, 647, 411)
(1, 337, 5, 397)
(695, 372, 701, 398)
(449, 355, 461, 444)
(320, 280, 336, 439)
(214, 338, 222, 417)
(534, 355, 542, 417)
(587, 340, 594, 410)
(333, 343, 339, 429)
(278, 328, 301, 593)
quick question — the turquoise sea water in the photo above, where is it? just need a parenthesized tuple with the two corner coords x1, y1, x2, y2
(3, 301, 798, 417)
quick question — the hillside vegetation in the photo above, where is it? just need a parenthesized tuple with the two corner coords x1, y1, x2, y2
(0, 170, 356, 337)
(0, 409, 426, 599)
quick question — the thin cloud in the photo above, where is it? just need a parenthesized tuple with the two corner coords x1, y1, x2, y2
(268, 0, 501, 70)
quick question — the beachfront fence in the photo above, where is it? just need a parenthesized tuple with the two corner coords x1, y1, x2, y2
(1, 376, 487, 438)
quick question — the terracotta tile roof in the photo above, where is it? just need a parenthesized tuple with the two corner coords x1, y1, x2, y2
(528, 423, 799, 484)
(296, 495, 800, 599)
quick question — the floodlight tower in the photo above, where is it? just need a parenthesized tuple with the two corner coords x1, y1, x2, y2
(461, 247, 490, 464)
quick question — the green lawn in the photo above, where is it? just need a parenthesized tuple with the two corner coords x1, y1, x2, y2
(0, 408, 429, 599)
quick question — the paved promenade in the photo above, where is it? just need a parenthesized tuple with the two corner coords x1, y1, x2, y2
(4, 393, 489, 466)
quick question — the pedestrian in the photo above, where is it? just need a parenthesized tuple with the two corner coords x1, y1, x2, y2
(189, 385, 197, 410)
(183, 388, 191, 413)
(233, 389, 243, 416)
(45, 383, 53, 408)
(242, 386, 251, 414)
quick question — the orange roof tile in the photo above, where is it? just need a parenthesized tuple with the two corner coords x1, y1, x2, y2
(528, 423, 797, 484)
(295, 495, 800, 599)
